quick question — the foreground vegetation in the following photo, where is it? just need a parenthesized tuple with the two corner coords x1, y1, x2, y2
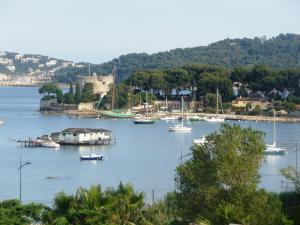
(1, 125, 300, 225)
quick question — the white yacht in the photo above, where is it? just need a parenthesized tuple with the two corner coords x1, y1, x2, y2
(36, 135, 60, 148)
(204, 88, 225, 123)
(265, 110, 286, 155)
(169, 97, 192, 132)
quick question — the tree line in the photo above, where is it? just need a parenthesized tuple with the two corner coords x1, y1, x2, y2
(39, 82, 96, 104)
(1, 124, 300, 225)
(54, 33, 300, 83)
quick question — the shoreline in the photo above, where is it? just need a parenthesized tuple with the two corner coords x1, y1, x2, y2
(41, 110, 300, 123)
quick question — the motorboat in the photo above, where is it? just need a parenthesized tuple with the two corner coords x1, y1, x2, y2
(193, 136, 207, 145)
(41, 139, 60, 148)
(205, 117, 225, 123)
(36, 135, 60, 148)
(80, 154, 104, 160)
(169, 97, 192, 132)
(161, 115, 180, 121)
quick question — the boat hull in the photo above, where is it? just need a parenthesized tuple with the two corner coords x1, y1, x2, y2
(101, 111, 133, 118)
(80, 155, 104, 160)
(133, 120, 155, 124)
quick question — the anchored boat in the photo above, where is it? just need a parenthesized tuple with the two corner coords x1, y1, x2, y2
(265, 110, 287, 155)
(169, 97, 192, 132)
(80, 154, 104, 160)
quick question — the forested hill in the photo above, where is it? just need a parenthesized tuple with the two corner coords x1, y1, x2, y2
(55, 33, 300, 82)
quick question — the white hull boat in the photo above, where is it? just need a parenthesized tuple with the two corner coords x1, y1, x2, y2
(169, 124, 192, 132)
(40, 140, 60, 148)
(161, 116, 180, 121)
(80, 154, 104, 160)
(265, 144, 287, 155)
(204, 117, 224, 123)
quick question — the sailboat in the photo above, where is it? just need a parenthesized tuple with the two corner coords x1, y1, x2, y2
(265, 110, 287, 155)
(101, 66, 134, 118)
(161, 97, 180, 121)
(133, 91, 156, 124)
(169, 97, 192, 132)
(204, 88, 225, 123)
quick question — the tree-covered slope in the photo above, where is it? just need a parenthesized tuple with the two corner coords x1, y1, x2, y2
(55, 33, 300, 82)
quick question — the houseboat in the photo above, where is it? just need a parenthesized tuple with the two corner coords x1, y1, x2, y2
(51, 128, 114, 145)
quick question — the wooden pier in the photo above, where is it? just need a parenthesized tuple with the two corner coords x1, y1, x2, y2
(15, 138, 42, 147)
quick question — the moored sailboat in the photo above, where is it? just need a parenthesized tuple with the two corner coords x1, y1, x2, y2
(265, 110, 287, 155)
(204, 88, 225, 123)
(169, 97, 192, 132)
(133, 91, 156, 124)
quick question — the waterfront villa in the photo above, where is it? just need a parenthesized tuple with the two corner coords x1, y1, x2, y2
(51, 128, 112, 145)
(231, 97, 271, 110)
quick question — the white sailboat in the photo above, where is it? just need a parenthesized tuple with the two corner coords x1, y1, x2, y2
(133, 91, 156, 124)
(265, 110, 286, 155)
(169, 97, 192, 132)
(204, 88, 225, 123)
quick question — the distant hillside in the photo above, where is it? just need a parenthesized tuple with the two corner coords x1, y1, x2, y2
(54, 33, 300, 82)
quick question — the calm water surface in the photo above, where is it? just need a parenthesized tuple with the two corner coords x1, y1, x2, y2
(0, 87, 299, 205)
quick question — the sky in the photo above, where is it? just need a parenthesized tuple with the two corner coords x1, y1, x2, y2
(0, 0, 299, 63)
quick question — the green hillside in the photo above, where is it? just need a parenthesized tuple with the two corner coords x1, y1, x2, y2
(55, 33, 300, 82)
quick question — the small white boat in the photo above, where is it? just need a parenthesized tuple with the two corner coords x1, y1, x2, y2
(0, 120, 4, 125)
(169, 97, 192, 132)
(204, 117, 225, 123)
(40, 139, 60, 148)
(193, 136, 207, 145)
(36, 136, 60, 148)
(80, 154, 104, 160)
(161, 116, 180, 121)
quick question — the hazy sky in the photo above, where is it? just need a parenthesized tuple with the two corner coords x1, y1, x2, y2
(0, 0, 299, 63)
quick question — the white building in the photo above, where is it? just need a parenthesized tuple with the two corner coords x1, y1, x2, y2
(62, 61, 74, 68)
(15, 54, 23, 60)
(6, 65, 15, 72)
(55, 128, 112, 144)
(0, 58, 12, 65)
(46, 59, 58, 67)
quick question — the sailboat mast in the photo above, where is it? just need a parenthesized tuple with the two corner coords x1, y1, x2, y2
(273, 109, 276, 146)
(166, 97, 168, 113)
(146, 91, 148, 116)
(129, 82, 132, 112)
(111, 66, 116, 110)
(216, 88, 219, 116)
(181, 97, 184, 126)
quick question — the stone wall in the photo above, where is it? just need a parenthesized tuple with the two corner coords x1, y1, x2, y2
(77, 75, 113, 97)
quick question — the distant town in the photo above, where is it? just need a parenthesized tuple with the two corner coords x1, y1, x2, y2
(0, 50, 86, 86)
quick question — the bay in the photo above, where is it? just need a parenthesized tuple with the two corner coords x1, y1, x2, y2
(0, 87, 299, 205)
